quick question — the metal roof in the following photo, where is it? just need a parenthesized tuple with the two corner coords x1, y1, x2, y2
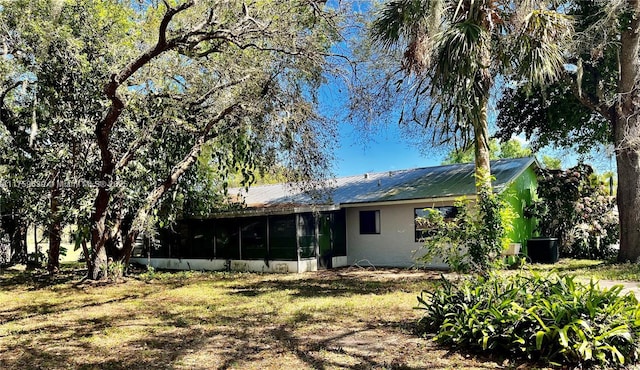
(229, 157, 537, 209)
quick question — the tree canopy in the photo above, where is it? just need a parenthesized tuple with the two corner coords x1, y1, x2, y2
(495, 0, 640, 261)
(365, 0, 572, 193)
(0, 0, 343, 278)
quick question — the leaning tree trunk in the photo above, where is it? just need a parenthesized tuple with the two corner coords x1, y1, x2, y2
(118, 104, 240, 267)
(615, 0, 640, 262)
(86, 1, 206, 280)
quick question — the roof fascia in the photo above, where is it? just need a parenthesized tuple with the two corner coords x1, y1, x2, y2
(339, 195, 476, 208)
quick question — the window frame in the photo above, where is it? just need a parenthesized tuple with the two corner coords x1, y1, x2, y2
(359, 210, 381, 235)
(414, 206, 458, 242)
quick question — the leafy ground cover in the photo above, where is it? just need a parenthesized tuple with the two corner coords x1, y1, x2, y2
(418, 271, 640, 368)
(0, 266, 551, 370)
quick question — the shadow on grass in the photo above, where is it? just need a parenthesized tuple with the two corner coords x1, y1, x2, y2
(230, 272, 442, 299)
(0, 268, 86, 291)
(0, 268, 517, 370)
(0, 293, 147, 326)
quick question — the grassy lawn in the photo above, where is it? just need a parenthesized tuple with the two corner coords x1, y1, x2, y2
(3, 259, 636, 370)
(527, 259, 640, 282)
(0, 266, 551, 370)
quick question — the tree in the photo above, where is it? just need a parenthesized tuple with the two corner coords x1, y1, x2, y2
(368, 0, 572, 194)
(0, 0, 341, 279)
(442, 138, 532, 164)
(541, 155, 562, 170)
(496, 1, 640, 262)
(0, 0, 127, 271)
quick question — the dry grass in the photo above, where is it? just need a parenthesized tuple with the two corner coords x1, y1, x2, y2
(0, 267, 545, 370)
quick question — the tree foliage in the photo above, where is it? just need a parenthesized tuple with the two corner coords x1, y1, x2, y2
(442, 138, 532, 165)
(527, 164, 618, 259)
(496, 82, 611, 154)
(0, 0, 342, 278)
(363, 0, 572, 196)
(416, 172, 516, 272)
(495, 0, 640, 262)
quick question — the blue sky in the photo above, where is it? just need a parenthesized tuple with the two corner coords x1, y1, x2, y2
(324, 93, 616, 178)
(333, 121, 444, 177)
(318, 1, 616, 178)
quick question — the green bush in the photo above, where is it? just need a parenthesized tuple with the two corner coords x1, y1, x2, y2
(415, 187, 515, 273)
(417, 271, 640, 368)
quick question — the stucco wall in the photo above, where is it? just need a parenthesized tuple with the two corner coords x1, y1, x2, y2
(345, 202, 452, 268)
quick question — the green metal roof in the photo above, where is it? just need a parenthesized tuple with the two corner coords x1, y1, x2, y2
(232, 157, 538, 208)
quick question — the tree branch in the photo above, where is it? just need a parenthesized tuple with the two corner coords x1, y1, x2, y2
(0, 80, 22, 104)
(119, 102, 241, 266)
(564, 73, 614, 122)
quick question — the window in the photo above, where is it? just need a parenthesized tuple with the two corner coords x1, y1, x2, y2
(268, 214, 297, 260)
(359, 210, 380, 234)
(240, 218, 267, 260)
(298, 213, 317, 258)
(415, 206, 458, 242)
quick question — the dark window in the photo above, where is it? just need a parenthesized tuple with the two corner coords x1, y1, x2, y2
(268, 215, 297, 260)
(240, 218, 267, 260)
(190, 221, 214, 259)
(172, 222, 190, 258)
(153, 229, 176, 258)
(359, 210, 380, 234)
(215, 219, 240, 259)
(298, 213, 316, 258)
(415, 206, 458, 242)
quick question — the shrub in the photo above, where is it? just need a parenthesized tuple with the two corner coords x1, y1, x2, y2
(417, 271, 640, 368)
(527, 164, 618, 259)
(415, 172, 515, 272)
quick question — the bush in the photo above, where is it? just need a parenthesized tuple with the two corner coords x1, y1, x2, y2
(527, 164, 618, 260)
(415, 178, 515, 272)
(417, 271, 640, 368)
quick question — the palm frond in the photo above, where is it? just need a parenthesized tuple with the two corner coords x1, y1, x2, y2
(371, 0, 445, 72)
(512, 7, 573, 87)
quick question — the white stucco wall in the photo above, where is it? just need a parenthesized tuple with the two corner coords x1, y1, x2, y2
(345, 202, 452, 269)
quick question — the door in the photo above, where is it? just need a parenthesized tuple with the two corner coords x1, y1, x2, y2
(318, 213, 333, 269)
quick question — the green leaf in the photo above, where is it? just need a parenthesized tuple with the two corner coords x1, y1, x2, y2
(535, 330, 546, 350)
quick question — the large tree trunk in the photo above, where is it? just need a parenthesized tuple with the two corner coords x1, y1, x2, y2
(615, 147, 640, 261)
(472, 33, 493, 193)
(473, 106, 492, 192)
(615, 0, 640, 262)
(473, 45, 493, 193)
(89, 242, 108, 280)
(86, 1, 198, 280)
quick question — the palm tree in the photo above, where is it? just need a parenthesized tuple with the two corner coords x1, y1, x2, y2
(371, 0, 572, 192)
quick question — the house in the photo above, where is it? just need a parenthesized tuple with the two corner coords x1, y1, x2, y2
(130, 157, 538, 272)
